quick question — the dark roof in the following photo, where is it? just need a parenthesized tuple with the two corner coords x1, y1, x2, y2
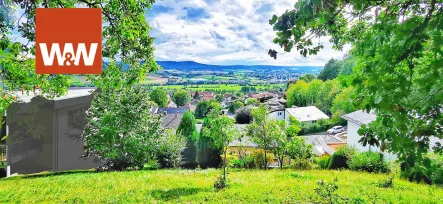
(161, 113, 183, 130)
(157, 107, 187, 114)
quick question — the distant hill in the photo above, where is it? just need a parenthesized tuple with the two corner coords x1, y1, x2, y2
(156, 61, 323, 74)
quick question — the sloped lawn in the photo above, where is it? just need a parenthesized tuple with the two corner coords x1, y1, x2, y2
(0, 169, 442, 203)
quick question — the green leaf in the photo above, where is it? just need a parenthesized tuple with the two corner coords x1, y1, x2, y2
(269, 15, 278, 25)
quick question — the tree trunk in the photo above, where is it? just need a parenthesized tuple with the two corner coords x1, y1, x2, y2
(223, 149, 227, 180)
(264, 146, 267, 170)
(280, 156, 283, 170)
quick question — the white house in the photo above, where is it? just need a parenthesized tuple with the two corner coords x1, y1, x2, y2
(284, 106, 329, 124)
(342, 110, 443, 161)
(341, 110, 397, 160)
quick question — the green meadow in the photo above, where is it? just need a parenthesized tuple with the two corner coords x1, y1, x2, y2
(0, 169, 441, 203)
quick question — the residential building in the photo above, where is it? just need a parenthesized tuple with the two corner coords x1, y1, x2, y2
(341, 110, 397, 160)
(4, 88, 99, 177)
(284, 106, 329, 124)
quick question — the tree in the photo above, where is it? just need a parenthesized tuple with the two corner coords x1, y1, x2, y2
(270, 120, 288, 169)
(82, 85, 165, 170)
(317, 58, 344, 81)
(172, 89, 191, 107)
(246, 105, 275, 170)
(287, 137, 313, 170)
(246, 98, 259, 106)
(330, 87, 356, 114)
(271, 0, 443, 179)
(176, 111, 199, 168)
(197, 116, 222, 169)
(150, 89, 168, 107)
(156, 130, 186, 168)
(228, 100, 244, 114)
(202, 109, 238, 182)
(195, 100, 220, 119)
(286, 80, 309, 107)
(299, 73, 315, 82)
(193, 91, 200, 100)
(234, 106, 253, 124)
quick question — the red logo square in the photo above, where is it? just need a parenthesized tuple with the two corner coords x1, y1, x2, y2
(36, 8, 102, 74)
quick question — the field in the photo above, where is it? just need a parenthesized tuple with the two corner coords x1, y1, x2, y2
(152, 84, 285, 92)
(0, 169, 442, 203)
(70, 75, 168, 86)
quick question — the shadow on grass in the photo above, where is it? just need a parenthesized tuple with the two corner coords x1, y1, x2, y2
(151, 187, 210, 201)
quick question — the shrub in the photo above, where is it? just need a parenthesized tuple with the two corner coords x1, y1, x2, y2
(252, 149, 274, 169)
(316, 157, 330, 169)
(244, 155, 255, 168)
(377, 177, 394, 188)
(228, 100, 244, 114)
(214, 175, 228, 190)
(328, 146, 357, 169)
(314, 178, 348, 204)
(401, 153, 443, 185)
(234, 106, 252, 124)
(156, 130, 186, 169)
(348, 151, 390, 173)
(292, 158, 315, 170)
(230, 159, 244, 168)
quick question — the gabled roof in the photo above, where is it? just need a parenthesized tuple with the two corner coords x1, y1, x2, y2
(157, 107, 187, 114)
(161, 113, 183, 130)
(341, 110, 376, 125)
(285, 106, 329, 122)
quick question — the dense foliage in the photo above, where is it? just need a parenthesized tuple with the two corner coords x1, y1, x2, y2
(194, 100, 220, 119)
(176, 111, 199, 168)
(271, 0, 443, 183)
(172, 89, 191, 107)
(156, 130, 185, 168)
(82, 85, 164, 170)
(286, 79, 349, 115)
(149, 89, 168, 107)
(234, 106, 253, 124)
(228, 100, 244, 114)
(317, 58, 343, 81)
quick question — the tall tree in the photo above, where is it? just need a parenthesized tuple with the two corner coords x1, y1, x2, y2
(82, 84, 164, 170)
(202, 109, 238, 182)
(176, 111, 199, 168)
(246, 105, 275, 170)
(299, 73, 315, 82)
(317, 58, 344, 81)
(271, 0, 443, 180)
(172, 89, 191, 107)
(150, 89, 168, 107)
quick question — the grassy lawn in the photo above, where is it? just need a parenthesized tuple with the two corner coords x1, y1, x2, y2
(0, 169, 442, 203)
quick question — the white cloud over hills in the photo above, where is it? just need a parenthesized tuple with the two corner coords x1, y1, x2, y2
(147, 0, 350, 66)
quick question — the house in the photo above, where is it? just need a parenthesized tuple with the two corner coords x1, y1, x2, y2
(284, 106, 329, 124)
(156, 107, 187, 131)
(303, 134, 347, 157)
(223, 94, 232, 101)
(341, 110, 397, 160)
(4, 88, 99, 177)
(341, 110, 443, 160)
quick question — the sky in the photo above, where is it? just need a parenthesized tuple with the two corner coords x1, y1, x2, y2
(146, 0, 350, 66)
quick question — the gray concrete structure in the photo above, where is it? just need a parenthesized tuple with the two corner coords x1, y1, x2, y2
(5, 89, 99, 176)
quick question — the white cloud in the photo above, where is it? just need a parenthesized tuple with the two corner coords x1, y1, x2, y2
(147, 0, 350, 66)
